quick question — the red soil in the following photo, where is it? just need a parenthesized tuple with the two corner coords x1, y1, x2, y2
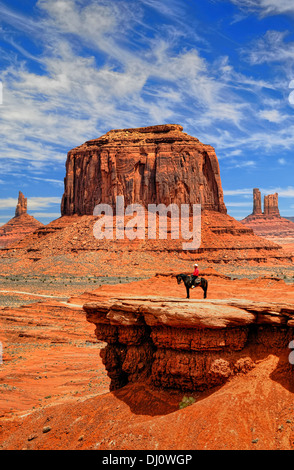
(1, 272, 294, 450)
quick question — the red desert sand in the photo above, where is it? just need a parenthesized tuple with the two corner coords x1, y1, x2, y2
(1, 270, 294, 450)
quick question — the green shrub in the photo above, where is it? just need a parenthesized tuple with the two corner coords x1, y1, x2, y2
(179, 396, 196, 409)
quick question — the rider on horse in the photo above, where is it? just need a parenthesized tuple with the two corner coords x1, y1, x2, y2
(191, 263, 200, 288)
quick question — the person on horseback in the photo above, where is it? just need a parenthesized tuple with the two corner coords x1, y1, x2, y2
(191, 263, 200, 288)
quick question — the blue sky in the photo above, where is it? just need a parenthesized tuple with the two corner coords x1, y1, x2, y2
(0, 0, 294, 225)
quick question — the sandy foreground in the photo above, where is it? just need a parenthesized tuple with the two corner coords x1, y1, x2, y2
(0, 257, 293, 450)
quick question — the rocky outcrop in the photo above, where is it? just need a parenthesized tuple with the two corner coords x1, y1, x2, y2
(1, 209, 292, 270)
(241, 189, 294, 238)
(61, 124, 227, 216)
(247, 189, 280, 219)
(253, 188, 262, 215)
(0, 135, 292, 267)
(84, 296, 294, 392)
(264, 193, 280, 217)
(15, 192, 27, 217)
(0, 192, 43, 249)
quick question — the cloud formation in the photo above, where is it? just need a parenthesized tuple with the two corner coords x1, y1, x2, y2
(0, 196, 61, 209)
(1, 0, 288, 176)
(229, 0, 294, 17)
(0, 0, 293, 219)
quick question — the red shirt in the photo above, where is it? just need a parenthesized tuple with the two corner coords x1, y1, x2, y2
(192, 267, 199, 276)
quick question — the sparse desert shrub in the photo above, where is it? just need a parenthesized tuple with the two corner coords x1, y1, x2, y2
(179, 396, 196, 409)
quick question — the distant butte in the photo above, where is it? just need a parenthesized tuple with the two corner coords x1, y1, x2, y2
(0, 128, 293, 267)
(0, 192, 43, 249)
(61, 124, 227, 215)
(241, 188, 294, 238)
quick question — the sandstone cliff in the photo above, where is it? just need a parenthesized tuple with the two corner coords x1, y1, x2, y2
(0, 192, 43, 249)
(264, 193, 280, 217)
(241, 189, 294, 238)
(0, 132, 292, 268)
(84, 295, 294, 392)
(61, 124, 227, 215)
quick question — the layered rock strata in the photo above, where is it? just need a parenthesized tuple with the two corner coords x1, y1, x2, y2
(61, 124, 227, 215)
(264, 193, 280, 217)
(253, 188, 262, 215)
(15, 191, 27, 217)
(242, 189, 294, 238)
(0, 131, 292, 266)
(249, 189, 280, 219)
(0, 192, 43, 249)
(84, 296, 294, 392)
(1, 210, 292, 268)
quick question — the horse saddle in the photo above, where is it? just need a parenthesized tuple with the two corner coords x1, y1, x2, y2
(191, 276, 200, 287)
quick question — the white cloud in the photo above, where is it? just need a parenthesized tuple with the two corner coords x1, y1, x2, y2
(230, 0, 294, 17)
(28, 197, 61, 209)
(223, 159, 256, 170)
(244, 31, 294, 67)
(0, 0, 293, 193)
(259, 109, 286, 123)
(0, 197, 24, 209)
(227, 149, 242, 157)
(265, 186, 294, 197)
(225, 202, 252, 206)
(29, 176, 63, 185)
(36, 0, 128, 59)
(278, 158, 287, 165)
(223, 188, 253, 196)
(224, 186, 294, 197)
(30, 212, 60, 218)
(0, 197, 61, 210)
(235, 160, 256, 168)
(0, 0, 260, 177)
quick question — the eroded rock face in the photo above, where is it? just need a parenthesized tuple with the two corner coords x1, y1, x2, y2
(84, 296, 294, 392)
(242, 189, 294, 238)
(0, 192, 43, 249)
(247, 189, 280, 219)
(15, 191, 27, 217)
(264, 193, 280, 217)
(61, 124, 227, 216)
(253, 188, 262, 215)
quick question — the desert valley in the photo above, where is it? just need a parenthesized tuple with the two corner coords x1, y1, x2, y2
(0, 124, 293, 451)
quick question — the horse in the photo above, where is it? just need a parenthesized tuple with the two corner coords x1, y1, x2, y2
(176, 273, 208, 299)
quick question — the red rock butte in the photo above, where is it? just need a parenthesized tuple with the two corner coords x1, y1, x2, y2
(241, 188, 294, 239)
(0, 192, 43, 249)
(61, 124, 227, 215)
(0, 127, 293, 270)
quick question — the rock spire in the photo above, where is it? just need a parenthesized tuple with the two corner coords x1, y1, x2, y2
(15, 191, 27, 217)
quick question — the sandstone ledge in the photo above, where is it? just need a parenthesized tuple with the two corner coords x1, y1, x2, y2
(84, 296, 294, 392)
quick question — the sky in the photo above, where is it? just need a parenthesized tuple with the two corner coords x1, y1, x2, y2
(0, 0, 294, 225)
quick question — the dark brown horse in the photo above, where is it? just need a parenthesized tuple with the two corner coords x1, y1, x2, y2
(176, 274, 208, 299)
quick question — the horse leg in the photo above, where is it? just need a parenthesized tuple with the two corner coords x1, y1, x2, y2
(186, 285, 190, 299)
(203, 282, 207, 299)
